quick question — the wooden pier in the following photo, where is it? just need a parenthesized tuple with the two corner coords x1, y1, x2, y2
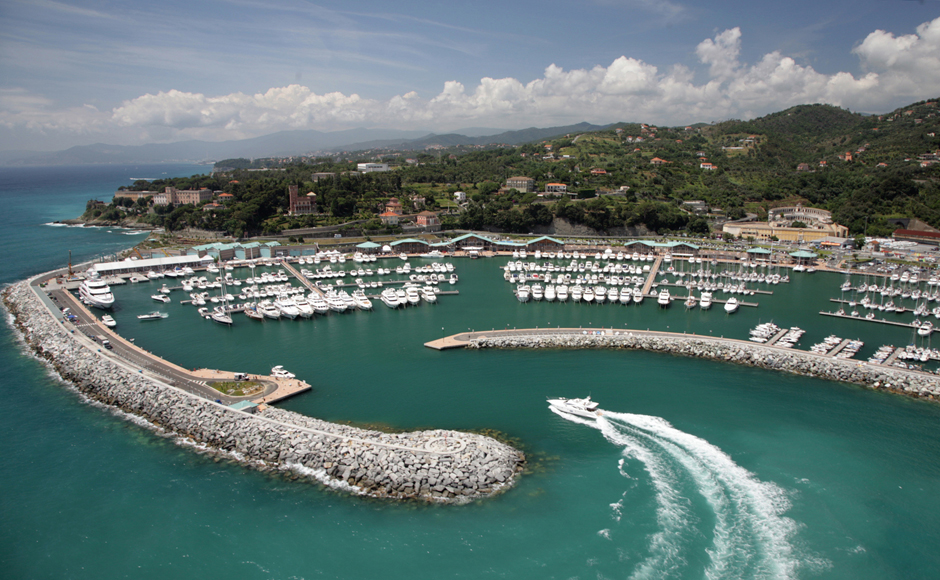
(827, 339, 853, 356)
(641, 256, 663, 295)
(767, 328, 790, 346)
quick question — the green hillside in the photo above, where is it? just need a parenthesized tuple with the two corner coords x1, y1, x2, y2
(89, 99, 940, 239)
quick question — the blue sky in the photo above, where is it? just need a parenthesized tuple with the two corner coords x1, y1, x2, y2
(1, 0, 939, 150)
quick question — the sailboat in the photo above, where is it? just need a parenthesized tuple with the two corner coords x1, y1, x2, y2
(210, 280, 234, 325)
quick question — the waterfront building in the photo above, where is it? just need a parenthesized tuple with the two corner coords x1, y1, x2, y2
(722, 222, 848, 243)
(153, 187, 214, 207)
(545, 183, 567, 194)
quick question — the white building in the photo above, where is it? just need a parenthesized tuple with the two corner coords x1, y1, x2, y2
(356, 163, 390, 173)
(454, 191, 467, 202)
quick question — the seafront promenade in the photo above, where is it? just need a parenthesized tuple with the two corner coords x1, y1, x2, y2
(426, 327, 940, 401)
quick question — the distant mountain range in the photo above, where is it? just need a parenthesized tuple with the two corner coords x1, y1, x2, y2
(0, 122, 613, 166)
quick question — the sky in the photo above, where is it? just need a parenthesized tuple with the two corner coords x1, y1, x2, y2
(1, 0, 939, 151)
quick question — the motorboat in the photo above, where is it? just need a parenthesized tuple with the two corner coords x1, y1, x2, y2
(79, 272, 115, 309)
(274, 294, 301, 319)
(516, 284, 531, 303)
(700, 291, 713, 310)
(293, 295, 314, 318)
(657, 288, 671, 307)
(244, 307, 264, 320)
(137, 311, 168, 321)
(257, 300, 281, 319)
(101, 314, 117, 327)
(353, 290, 374, 309)
(724, 297, 740, 313)
(271, 365, 295, 379)
(151, 293, 171, 303)
(547, 396, 601, 419)
(381, 288, 400, 308)
(632, 287, 644, 304)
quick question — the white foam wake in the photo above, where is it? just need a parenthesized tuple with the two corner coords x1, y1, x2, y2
(552, 407, 804, 579)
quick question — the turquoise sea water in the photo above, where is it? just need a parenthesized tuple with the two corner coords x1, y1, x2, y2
(3, 165, 940, 579)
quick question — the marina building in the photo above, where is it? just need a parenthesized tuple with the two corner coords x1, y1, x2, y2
(722, 222, 848, 243)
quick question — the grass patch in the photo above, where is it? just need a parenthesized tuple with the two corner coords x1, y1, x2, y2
(210, 380, 263, 397)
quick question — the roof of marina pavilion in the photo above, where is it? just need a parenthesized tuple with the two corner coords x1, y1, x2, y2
(355, 241, 381, 249)
(746, 248, 773, 255)
(789, 250, 818, 259)
(623, 240, 700, 254)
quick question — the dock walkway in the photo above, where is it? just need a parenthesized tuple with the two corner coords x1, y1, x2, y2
(827, 339, 852, 356)
(767, 328, 790, 346)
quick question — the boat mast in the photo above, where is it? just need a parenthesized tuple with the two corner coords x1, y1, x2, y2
(68, 250, 73, 278)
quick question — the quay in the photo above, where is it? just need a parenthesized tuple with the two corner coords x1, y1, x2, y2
(818, 310, 925, 331)
(766, 327, 791, 346)
(425, 327, 940, 402)
(827, 339, 853, 356)
(6, 271, 525, 503)
(44, 279, 310, 405)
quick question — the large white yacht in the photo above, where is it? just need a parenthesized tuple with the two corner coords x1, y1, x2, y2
(547, 396, 601, 419)
(380, 288, 400, 308)
(724, 296, 740, 313)
(274, 294, 301, 319)
(257, 300, 281, 319)
(293, 295, 315, 318)
(657, 288, 671, 307)
(79, 272, 115, 309)
(700, 291, 713, 310)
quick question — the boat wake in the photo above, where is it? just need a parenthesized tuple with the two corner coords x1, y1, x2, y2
(551, 407, 809, 579)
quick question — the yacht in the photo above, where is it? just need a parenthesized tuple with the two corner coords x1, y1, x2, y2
(274, 294, 301, 319)
(531, 284, 544, 301)
(557, 285, 569, 301)
(100, 314, 117, 328)
(724, 297, 740, 313)
(516, 284, 531, 303)
(380, 288, 400, 308)
(544, 284, 556, 302)
(79, 273, 115, 309)
(547, 396, 601, 419)
(420, 286, 437, 304)
(632, 287, 644, 304)
(657, 288, 671, 307)
(293, 295, 315, 318)
(137, 311, 168, 321)
(352, 290, 374, 310)
(151, 293, 171, 303)
(700, 291, 713, 310)
(619, 287, 632, 304)
(271, 365, 295, 379)
(244, 306, 264, 320)
(405, 286, 422, 306)
(257, 300, 281, 319)
(309, 293, 330, 314)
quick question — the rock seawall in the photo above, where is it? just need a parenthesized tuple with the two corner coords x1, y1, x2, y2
(468, 332, 940, 400)
(3, 280, 525, 502)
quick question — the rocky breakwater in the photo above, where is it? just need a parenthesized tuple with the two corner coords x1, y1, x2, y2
(2, 280, 525, 502)
(468, 331, 940, 401)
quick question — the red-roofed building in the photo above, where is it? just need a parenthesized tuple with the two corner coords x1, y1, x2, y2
(415, 211, 440, 228)
(590, 168, 607, 175)
(218, 193, 234, 202)
(650, 157, 668, 166)
(379, 211, 400, 225)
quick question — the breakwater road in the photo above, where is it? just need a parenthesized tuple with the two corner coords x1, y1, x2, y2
(428, 328, 940, 402)
(4, 279, 525, 503)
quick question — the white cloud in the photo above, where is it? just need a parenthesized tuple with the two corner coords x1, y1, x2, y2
(5, 17, 940, 149)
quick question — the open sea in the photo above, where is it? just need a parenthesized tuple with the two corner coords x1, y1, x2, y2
(2, 164, 940, 579)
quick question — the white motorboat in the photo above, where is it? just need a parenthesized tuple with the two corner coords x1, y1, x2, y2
(405, 285, 421, 305)
(632, 287, 644, 304)
(293, 295, 315, 318)
(137, 311, 168, 321)
(257, 300, 281, 319)
(271, 365, 295, 379)
(724, 297, 740, 313)
(151, 293, 171, 303)
(516, 284, 531, 303)
(547, 396, 601, 419)
(309, 293, 330, 314)
(274, 294, 301, 319)
(381, 288, 400, 308)
(657, 288, 671, 307)
(101, 314, 116, 327)
(700, 291, 713, 310)
(79, 272, 115, 309)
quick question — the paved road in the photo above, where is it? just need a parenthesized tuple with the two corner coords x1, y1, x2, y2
(49, 288, 278, 404)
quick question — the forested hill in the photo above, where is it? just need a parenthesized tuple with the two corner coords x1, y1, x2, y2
(93, 99, 938, 239)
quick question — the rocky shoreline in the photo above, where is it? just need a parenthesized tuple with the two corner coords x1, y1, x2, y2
(2, 280, 525, 503)
(467, 332, 940, 401)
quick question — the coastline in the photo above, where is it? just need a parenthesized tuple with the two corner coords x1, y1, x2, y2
(2, 275, 526, 503)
